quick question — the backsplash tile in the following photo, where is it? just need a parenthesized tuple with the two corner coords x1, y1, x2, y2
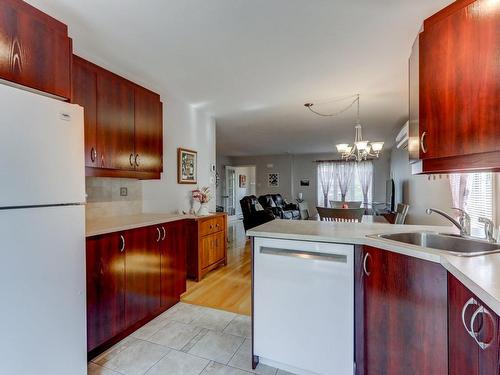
(86, 177, 142, 219)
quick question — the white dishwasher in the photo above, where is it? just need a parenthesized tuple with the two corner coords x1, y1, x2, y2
(253, 237, 354, 375)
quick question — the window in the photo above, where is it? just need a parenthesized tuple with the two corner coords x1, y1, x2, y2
(317, 161, 373, 206)
(450, 173, 494, 237)
(468, 173, 494, 237)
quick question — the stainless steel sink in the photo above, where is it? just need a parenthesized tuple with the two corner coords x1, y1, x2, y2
(374, 232, 500, 257)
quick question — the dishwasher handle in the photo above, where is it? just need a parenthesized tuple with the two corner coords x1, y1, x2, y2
(260, 246, 347, 263)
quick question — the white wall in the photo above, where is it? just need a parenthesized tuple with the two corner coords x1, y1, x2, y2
(234, 166, 256, 217)
(216, 154, 233, 207)
(142, 94, 216, 214)
(390, 146, 455, 225)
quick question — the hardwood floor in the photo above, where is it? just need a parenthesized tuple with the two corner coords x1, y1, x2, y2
(181, 220, 251, 316)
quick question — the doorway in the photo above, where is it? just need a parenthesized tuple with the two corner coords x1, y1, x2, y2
(224, 165, 256, 220)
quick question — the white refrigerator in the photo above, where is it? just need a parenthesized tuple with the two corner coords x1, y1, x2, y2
(0, 83, 87, 374)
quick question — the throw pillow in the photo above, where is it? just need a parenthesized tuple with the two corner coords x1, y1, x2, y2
(255, 202, 264, 211)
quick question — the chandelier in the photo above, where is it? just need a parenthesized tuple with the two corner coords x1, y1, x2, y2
(304, 94, 384, 162)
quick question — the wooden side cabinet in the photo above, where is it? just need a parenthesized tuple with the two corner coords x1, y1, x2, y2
(448, 274, 499, 375)
(355, 246, 448, 375)
(0, 0, 72, 99)
(187, 213, 227, 281)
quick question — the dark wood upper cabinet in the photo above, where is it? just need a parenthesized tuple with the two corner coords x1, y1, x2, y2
(410, 0, 500, 173)
(448, 274, 499, 375)
(358, 246, 448, 375)
(134, 86, 163, 173)
(72, 56, 97, 167)
(124, 226, 161, 327)
(97, 71, 135, 171)
(72, 55, 163, 179)
(0, 0, 71, 99)
(86, 233, 125, 352)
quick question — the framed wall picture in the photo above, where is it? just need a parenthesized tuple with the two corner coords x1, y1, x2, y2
(239, 174, 247, 188)
(268, 173, 279, 187)
(300, 179, 310, 187)
(177, 148, 197, 184)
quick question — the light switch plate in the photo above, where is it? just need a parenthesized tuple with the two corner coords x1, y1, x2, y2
(120, 187, 128, 196)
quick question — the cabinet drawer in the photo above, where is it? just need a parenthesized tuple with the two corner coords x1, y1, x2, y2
(199, 217, 216, 236)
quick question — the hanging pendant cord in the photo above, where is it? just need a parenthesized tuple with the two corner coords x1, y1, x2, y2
(304, 94, 359, 117)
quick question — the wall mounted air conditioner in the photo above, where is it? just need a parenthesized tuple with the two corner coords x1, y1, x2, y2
(396, 121, 409, 149)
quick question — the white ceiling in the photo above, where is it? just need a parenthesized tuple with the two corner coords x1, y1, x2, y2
(28, 0, 451, 156)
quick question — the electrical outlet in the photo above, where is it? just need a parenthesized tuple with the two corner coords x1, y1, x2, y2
(120, 187, 128, 196)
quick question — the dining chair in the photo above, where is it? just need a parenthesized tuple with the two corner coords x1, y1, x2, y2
(329, 200, 363, 208)
(316, 207, 365, 222)
(394, 203, 409, 224)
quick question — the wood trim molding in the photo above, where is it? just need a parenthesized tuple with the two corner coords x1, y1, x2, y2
(85, 167, 160, 180)
(412, 151, 500, 175)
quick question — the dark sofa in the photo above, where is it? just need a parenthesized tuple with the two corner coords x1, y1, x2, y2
(240, 195, 276, 231)
(258, 194, 300, 220)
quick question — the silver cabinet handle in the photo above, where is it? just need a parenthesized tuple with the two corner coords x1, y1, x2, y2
(260, 247, 347, 263)
(420, 131, 428, 154)
(135, 154, 140, 167)
(156, 227, 161, 242)
(119, 235, 125, 252)
(362, 252, 371, 276)
(129, 153, 134, 167)
(462, 297, 479, 337)
(471, 306, 496, 350)
(161, 226, 166, 241)
(90, 147, 97, 162)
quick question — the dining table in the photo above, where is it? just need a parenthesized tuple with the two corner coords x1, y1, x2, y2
(309, 214, 389, 223)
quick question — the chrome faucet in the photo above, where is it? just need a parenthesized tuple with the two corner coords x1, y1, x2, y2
(426, 208, 470, 237)
(479, 217, 496, 243)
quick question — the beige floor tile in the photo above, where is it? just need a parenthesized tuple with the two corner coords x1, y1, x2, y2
(190, 307, 237, 331)
(188, 330, 244, 364)
(148, 321, 204, 350)
(96, 339, 169, 375)
(93, 336, 138, 366)
(276, 370, 296, 375)
(202, 361, 252, 375)
(131, 315, 172, 340)
(145, 350, 209, 375)
(160, 302, 203, 324)
(223, 315, 251, 338)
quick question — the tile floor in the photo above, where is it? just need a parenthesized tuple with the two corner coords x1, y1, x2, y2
(88, 302, 295, 375)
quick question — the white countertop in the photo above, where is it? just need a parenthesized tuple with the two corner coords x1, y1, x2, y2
(86, 213, 196, 237)
(248, 219, 500, 316)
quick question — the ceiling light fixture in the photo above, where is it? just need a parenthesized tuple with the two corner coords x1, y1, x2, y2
(304, 94, 384, 162)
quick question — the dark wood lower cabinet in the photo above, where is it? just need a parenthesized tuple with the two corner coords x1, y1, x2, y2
(448, 274, 499, 375)
(356, 246, 448, 375)
(86, 233, 125, 352)
(124, 226, 161, 327)
(86, 220, 188, 358)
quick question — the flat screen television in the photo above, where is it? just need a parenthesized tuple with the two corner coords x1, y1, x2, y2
(386, 179, 395, 212)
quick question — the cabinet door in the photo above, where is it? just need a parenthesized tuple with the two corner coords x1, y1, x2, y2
(170, 221, 187, 297)
(212, 231, 225, 265)
(86, 233, 125, 351)
(448, 273, 480, 375)
(72, 56, 97, 167)
(134, 86, 163, 173)
(160, 224, 176, 309)
(97, 72, 135, 170)
(200, 235, 213, 269)
(362, 246, 448, 375)
(0, 0, 71, 99)
(125, 226, 161, 327)
(408, 33, 420, 162)
(419, 1, 500, 160)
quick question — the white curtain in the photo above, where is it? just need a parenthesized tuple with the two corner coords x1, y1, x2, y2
(357, 161, 373, 204)
(449, 174, 472, 210)
(336, 161, 355, 201)
(318, 162, 336, 207)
